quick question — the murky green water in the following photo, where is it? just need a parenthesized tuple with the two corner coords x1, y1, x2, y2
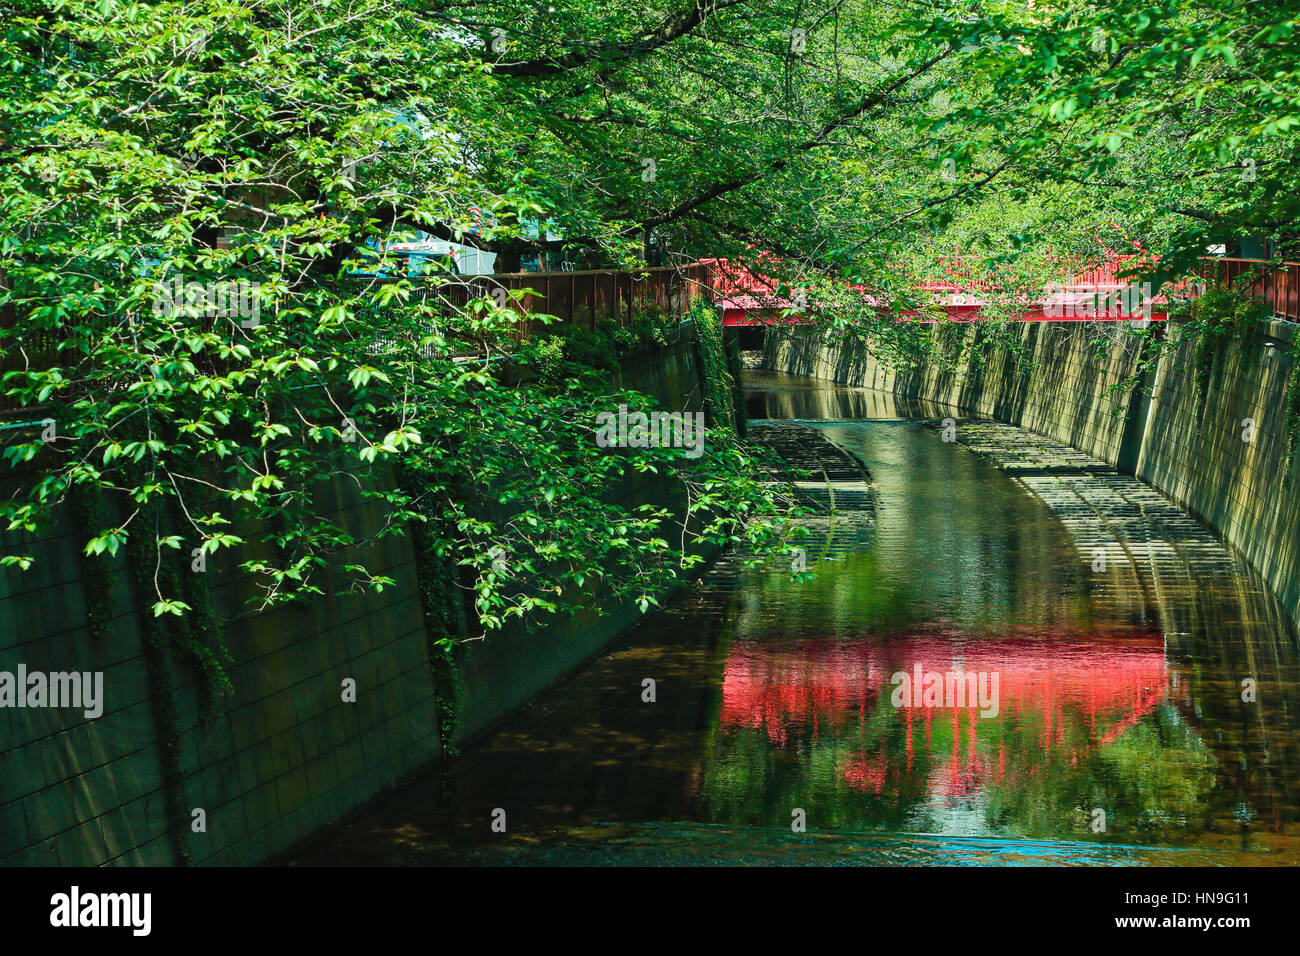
(286, 373, 1300, 866)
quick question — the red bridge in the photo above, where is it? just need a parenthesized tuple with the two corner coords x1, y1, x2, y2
(703, 254, 1179, 327)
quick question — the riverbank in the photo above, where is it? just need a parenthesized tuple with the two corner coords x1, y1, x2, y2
(280, 374, 1300, 866)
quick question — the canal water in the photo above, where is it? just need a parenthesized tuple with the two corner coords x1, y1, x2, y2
(286, 373, 1300, 865)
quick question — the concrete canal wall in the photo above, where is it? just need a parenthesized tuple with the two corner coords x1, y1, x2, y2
(1, 468, 437, 867)
(765, 318, 1300, 628)
(0, 323, 710, 866)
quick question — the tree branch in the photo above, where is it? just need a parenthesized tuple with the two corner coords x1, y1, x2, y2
(637, 47, 954, 232)
(489, 0, 754, 78)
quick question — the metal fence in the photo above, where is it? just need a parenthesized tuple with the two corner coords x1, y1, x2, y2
(916, 255, 1300, 321)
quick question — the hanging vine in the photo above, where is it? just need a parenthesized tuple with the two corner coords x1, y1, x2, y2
(398, 464, 466, 757)
(66, 480, 115, 642)
(123, 489, 192, 866)
(1283, 339, 1300, 483)
(690, 297, 741, 438)
(1175, 284, 1271, 428)
(118, 452, 233, 863)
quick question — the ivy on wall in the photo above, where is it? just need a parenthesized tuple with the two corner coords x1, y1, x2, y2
(117, 455, 233, 864)
(123, 495, 192, 866)
(724, 320, 748, 439)
(690, 297, 742, 438)
(400, 487, 466, 757)
(1284, 340, 1300, 480)
(1172, 285, 1272, 427)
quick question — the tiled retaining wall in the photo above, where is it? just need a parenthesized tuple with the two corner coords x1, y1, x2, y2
(0, 468, 435, 866)
(1, 322, 708, 865)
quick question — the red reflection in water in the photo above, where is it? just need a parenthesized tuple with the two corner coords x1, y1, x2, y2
(718, 630, 1170, 795)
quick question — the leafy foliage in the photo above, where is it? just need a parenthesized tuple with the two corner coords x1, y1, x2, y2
(2, 0, 1297, 646)
(1171, 283, 1272, 420)
(0, 0, 799, 649)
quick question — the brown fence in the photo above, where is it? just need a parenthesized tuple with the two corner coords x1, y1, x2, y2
(0, 263, 715, 414)
(402, 263, 713, 344)
(1194, 258, 1300, 323)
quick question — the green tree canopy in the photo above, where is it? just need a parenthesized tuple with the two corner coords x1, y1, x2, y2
(2, 0, 1296, 633)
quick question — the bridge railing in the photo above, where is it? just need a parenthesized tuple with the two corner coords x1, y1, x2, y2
(711, 253, 1300, 325)
(932, 255, 1300, 321)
